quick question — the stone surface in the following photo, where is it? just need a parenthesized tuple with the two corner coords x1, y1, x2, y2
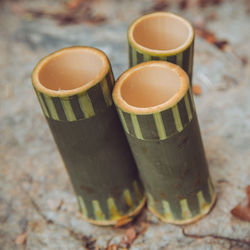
(0, 0, 250, 249)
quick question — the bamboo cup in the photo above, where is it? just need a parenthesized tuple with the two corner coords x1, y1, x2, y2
(128, 12, 194, 83)
(113, 61, 216, 225)
(32, 47, 146, 226)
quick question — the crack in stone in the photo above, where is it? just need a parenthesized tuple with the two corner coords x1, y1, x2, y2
(217, 179, 243, 190)
(19, 185, 96, 249)
(182, 228, 250, 248)
(19, 183, 250, 250)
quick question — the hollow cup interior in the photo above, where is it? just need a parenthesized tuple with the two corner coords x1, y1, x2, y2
(32, 47, 109, 96)
(121, 66, 180, 108)
(130, 13, 193, 52)
(113, 62, 189, 114)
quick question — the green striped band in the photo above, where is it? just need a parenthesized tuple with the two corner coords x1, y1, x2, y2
(148, 177, 216, 222)
(117, 89, 195, 141)
(128, 40, 194, 82)
(34, 70, 114, 122)
(77, 180, 144, 222)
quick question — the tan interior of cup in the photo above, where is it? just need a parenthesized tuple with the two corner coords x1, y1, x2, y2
(120, 65, 181, 108)
(132, 14, 190, 51)
(38, 49, 104, 91)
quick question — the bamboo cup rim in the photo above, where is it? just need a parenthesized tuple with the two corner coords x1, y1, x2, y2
(128, 12, 194, 56)
(32, 46, 110, 97)
(113, 61, 189, 115)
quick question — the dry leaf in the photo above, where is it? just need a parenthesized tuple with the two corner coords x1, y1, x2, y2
(15, 232, 27, 245)
(214, 40, 228, 50)
(240, 56, 248, 66)
(137, 221, 149, 235)
(143, 0, 169, 14)
(195, 26, 229, 51)
(29, 220, 46, 233)
(119, 227, 137, 248)
(199, 0, 223, 7)
(118, 216, 148, 248)
(199, 0, 208, 7)
(179, 0, 188, 9)
(125, 228, 137, 244)
(211, 0, 223, 4)
(195, 26, 216, 44)
(152, 0, 169, 11)
(82, 236, 96, 249)
(11, 0, 106, 26)
(207, 12, 217, 21)
(247, 186, 250, 197)
(231, 185, 250, 222)
(88, 14, 106, 24)
(205, 33, 216, 44)
(11, 4, 26, 15)
(192, 85, 202, 95)
(65, 0, 85, 10)
(106, 244, 118, 250)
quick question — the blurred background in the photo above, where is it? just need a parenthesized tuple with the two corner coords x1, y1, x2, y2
(0, 0, 250, 249)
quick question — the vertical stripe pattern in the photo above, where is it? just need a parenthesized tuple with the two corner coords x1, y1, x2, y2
(180, 199, 192, 219)
(52, 97, 67, 121)
(78, 196, 88, 217)
(162, 200, 174, 220)
(133, 180, 143, 201)
(188, 86, 196, 112)
(75, 180, 145, 222)
(92, 200, 106, 221)
(136, 51, 144, 64)
(184, 94, 193, 121)
(78, 92, 95, 119)
(176, 53, 183, 68)
(35, 91, 49, 117)
(69, 95, 84, 120)
(130, 114, 143, 140)
(208, 176, 215, 199)
(124, 189, 134, 209)
(107, 198, 121, 220)
(147, 176, 215, 223)
(117, 109, 129, 134)
(197, 191, 208, 211)
(153, 112, 167, 140)
(34, 70, 114, 122)
(100, 77, 113, 106)
(128, 43, 133, 67)
(116, 89, 195, 140)
(60, 97, 76, 121)
(43, 94, 59, 120)
(188, 42, 194, 80)
(128, 39, 194, 83)
(172, 104, 183, 132)
(147, 193, 156, 212)
(33, 55, 146, 225)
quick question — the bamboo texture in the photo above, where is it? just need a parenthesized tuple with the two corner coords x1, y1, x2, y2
(113, 61, 216, 224)
(32, 47, 145, 226)
(128, 12, 195, 83)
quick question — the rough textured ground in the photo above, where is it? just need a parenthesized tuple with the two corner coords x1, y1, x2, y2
(0, 0, 250, 249)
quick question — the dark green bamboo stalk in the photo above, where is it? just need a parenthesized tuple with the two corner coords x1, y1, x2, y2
(113, 61, 216, 224)
(128, 12, 194, 83)
(32, 46, 145, 226)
